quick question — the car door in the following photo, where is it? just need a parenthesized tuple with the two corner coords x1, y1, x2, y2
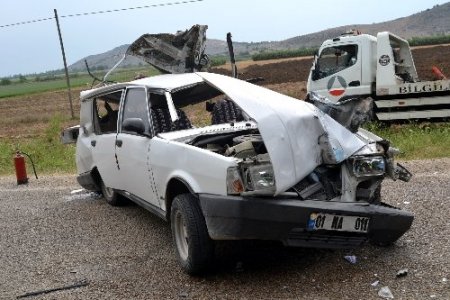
(90, 90, 123, 190)
(115, 87, 160, 208)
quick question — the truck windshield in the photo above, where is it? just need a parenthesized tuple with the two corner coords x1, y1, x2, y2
(315, 44, 358, 80)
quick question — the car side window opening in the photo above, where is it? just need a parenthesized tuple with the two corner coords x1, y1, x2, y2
(121, 88, 151, 135)
(149, 92, 193, 135)
(93, 91, 122, 134)
(145, 83, 248, 133)
(167, 82, 248, 128)
(315, 44, 358, 80)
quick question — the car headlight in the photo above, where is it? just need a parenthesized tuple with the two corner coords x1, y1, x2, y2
(226, 167, 244, 195)
(350, 156, 385, 177)
(244, 164, 275, 191)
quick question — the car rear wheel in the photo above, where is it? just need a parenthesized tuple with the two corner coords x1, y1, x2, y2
(171, 194, 214, 275)
(100, 179, 124, 206)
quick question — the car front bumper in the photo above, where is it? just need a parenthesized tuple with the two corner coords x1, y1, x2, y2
(198, 194, 413, 248)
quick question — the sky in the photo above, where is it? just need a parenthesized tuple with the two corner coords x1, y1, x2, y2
(0, 0, 448, 77)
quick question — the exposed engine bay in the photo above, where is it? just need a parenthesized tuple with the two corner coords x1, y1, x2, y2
(190, 129, 343, 199)
(191, 131, 265, 157)
(188, 126, 411, 202)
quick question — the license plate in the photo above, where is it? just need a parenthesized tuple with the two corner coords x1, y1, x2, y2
(307, 213, 370, 233)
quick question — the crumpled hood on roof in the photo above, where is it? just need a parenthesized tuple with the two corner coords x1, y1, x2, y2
(197, 72, 367, 195)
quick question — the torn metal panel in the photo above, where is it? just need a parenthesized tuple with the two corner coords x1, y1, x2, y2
(197, 72, 366, 194)
(309, 92, 373, 132)
(126, 25, 209, 74)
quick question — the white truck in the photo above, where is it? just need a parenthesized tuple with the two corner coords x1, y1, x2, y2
(307, 31, 450, 121)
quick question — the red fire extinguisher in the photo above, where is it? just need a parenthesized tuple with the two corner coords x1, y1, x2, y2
(14, 151, 38, 185)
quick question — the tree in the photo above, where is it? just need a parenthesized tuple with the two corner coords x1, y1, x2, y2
(0, 78, 12, 86)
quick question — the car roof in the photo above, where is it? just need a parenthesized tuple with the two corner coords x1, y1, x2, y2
(80, 73, 204, 100)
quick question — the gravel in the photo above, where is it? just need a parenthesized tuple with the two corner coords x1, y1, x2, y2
(1, 158, 449, 299)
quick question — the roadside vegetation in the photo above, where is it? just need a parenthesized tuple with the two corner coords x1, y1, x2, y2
(0, 115, 76, 176)
(210, 56, 227, 67)
(364, 122, 450, 160)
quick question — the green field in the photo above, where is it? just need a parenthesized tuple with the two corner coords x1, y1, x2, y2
(0, 67, 160, 99)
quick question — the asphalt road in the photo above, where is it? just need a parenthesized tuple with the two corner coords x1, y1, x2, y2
(1, 158, 449, 299)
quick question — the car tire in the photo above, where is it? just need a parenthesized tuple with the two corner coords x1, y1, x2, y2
(211, 99, 243, 124)
(100, 179, 124, 206)
(171, 193, 215, 275)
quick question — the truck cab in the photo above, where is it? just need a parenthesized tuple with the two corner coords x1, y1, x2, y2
(307, 32, 376, 101)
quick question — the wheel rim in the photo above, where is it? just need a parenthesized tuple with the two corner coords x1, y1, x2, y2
(174, 211, 189, 261)
(103, 185, 114, 199)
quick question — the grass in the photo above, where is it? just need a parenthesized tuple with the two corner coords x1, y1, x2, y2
(364, 122, 450, 160)
(0, 67, 160, 99)
(0, 115, 76, 176)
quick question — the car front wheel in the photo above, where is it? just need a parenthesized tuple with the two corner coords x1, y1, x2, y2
(171, 194, 214, 275)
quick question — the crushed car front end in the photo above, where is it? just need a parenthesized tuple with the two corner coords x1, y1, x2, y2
(197, 139, 413, 248)
(191, 72, 414, 248)
(196, 133, 413, 248)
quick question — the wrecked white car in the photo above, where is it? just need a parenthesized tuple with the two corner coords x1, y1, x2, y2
(63, 72, 413, 274)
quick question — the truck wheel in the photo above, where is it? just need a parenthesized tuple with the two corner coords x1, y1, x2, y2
(100, 179, 124, 206)
(171, 194, 214, 275)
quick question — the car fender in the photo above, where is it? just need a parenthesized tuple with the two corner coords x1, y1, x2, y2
(149, 137, 236, 200)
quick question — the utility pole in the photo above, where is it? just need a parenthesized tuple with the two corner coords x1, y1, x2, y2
(54, 9, 74, 119)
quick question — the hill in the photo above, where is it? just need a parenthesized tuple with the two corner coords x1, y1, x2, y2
(69, 2, 450, 71)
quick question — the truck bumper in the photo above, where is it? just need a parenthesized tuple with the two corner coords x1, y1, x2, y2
(198, 194, 413, 249)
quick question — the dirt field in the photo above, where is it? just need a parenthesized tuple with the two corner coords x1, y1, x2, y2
(215, 44, 450, 84)
(0, 89, 82, 139)
(0, 44, 449, 139)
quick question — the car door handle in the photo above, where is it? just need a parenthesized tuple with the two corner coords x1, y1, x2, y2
(349, 80, 360, 87)
(91, 140, 96, 147)
(116, 139, 123, 147)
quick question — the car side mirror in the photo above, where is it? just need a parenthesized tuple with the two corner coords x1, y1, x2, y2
(122, 118, 145, 135)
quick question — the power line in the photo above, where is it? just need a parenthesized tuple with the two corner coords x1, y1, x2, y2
(0, 0, 204, 28)
(0, 17, 54, 28)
